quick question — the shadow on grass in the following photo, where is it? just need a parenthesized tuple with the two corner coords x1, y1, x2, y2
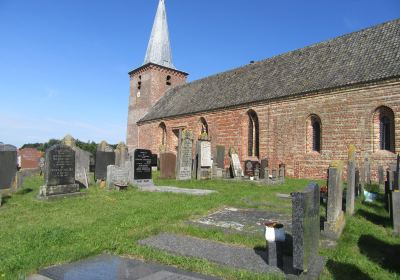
(356, 209, 391, 227)
(15, 188, 33, 195)
(358, 235, 400, 273)
(0, 194, 11, 205)
(326, 260, 372, 280)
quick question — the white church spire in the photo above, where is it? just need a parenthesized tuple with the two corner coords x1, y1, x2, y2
(143, 0, 175, 69)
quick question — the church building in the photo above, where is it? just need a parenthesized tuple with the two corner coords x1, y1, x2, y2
(127, 0, 400, 179)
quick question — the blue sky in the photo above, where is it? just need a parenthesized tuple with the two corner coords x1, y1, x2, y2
(0, 0, 399, 148)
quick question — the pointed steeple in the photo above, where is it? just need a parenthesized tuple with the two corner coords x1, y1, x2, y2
(143, 0, 175, 69)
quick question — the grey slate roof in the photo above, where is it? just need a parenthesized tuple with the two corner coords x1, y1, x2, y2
(140, 19, 400, 123)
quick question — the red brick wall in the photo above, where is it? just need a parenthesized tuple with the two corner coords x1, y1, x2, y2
(137, 79, 400, 180)
(126, 64, 187, 151)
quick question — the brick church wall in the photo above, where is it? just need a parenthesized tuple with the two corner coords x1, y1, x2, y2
(137, 79, 400, 180)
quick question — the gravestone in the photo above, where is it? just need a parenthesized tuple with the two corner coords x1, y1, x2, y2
(159, 153, 176, 179)
(346, 160, 356, 215)
(292, 182, 321, 273)
(229, 148, 242, 178)
(95, 141, 115, 181)
(133, 149, 153, 186)
(0, 143, 17, 189)
(106, 165, 129, 190)
(378, 166, 385, 187)
(176, 130, 193, 180)
(260, 158, 268, 179)
(395, 154, 400, 190)
(151, 154, 158, 167)
(39, 144, 80, 198)
(61, 134, 90, 187)
(392, 191, 400, 236)
(254, 162, 260, 180)
(278, 164, 285, 179)
(355, 168, 360, 197)
(216, 145, 225, 169)
(115, 142, 128, 167)
(196, 140, 212, 180)
(323, 162, 346, 240)
(244, 160, 255, 177)
(19, 148, 43, 169)
(364, 157, 371, 185)
(73, 147, 91, 188)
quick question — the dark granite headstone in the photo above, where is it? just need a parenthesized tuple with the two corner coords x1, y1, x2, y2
(39, 144, 80, 198)
(151, 154, 158, 167)
(292, 182, 320, 272)
(244, 160, 254, 177)
(95, 151, 115, 180)
(0, 143, 17, 189)
(346, 161, 356, 215)
(134, 149, 152, 180)
(216, 145, 225, 169)
(260, 158, 268, 179)
(355, 168, 360, 197)
(159, 153, 176, 179)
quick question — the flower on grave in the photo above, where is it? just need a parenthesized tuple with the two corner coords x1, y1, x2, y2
(158, 144, 166, 153)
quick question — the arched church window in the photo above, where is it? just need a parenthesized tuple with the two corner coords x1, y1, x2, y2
(307, 115, 322, 153)
(373, 106, 395, 152)
(247, 110, 259, 157)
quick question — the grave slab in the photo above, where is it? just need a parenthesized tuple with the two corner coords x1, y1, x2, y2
(190, 207, 292, 236)
(139, 233, 283, 275)
(30, 254, 217, 280)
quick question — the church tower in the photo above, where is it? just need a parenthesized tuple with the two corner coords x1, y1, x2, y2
(126, 0, 188, 152)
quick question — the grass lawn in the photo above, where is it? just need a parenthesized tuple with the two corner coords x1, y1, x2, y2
(0, 174, 399, 280)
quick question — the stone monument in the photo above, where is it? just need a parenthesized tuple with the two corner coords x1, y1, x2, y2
(39, 144, 80, 199)
(133, 149, 153, 187)
(0, 143, 17, 190)
(292, 182, 321, 273)
(115, 142, 128, 167)
(176, 130, 193, 180)
(323, 162, 346, 240)
(95, 141, 115, 181)
(196, 140, 212, 180)
(229, 147, 243, 178)
(346, 145, 356, 215)
(159, 152, 176, 179)
(106, 165, 129, 190)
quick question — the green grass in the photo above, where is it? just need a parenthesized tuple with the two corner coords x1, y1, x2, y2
(0, 175, 399, 280)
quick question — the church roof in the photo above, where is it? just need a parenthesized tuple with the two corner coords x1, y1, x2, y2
(143, 0, 175, 69)
(140, 19, 400, 123)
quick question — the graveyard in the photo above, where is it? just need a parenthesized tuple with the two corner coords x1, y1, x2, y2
(0, 164, 399, 279)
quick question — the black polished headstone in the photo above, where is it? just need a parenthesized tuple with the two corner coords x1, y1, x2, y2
(151, 154, 158, 167)
(291, 182, 320, 272)
(134, 149, 152, 180)
(0, 143, 17, 189)
(45, 145, 75, 186)
(95, 151, 115, 180)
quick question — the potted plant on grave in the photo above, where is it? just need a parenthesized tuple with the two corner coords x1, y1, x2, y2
(363, 183, 380, 202)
